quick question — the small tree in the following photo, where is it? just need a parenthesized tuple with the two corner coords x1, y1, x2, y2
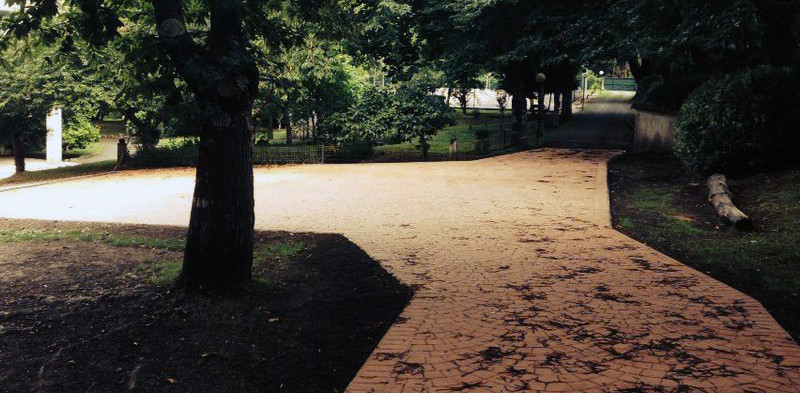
(390, 83, 455, 160)
(330, 88, 394, 143)
(496, 90, 508, 114)
(335, 82, 454, 160)
(452, 87, 472, 115)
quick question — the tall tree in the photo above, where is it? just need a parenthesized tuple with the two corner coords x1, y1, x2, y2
(3, 0, 371, 290)
(415, 0, 593, 146)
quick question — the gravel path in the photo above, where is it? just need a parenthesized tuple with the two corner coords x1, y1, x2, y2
(0, 149, 797, 392)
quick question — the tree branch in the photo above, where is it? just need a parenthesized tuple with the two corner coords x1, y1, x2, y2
(149, 0, 205, 93)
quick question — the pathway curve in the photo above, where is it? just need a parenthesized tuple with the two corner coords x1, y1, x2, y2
(0, 150, 797, 392)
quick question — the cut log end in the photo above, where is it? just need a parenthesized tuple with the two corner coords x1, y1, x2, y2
(707, 174, 754, 232)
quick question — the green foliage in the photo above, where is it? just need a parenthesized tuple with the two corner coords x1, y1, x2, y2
(0, 227, 184, 251)
(153, 260, 183, 285)
(128, 137, 200, 167)
(585, 71, 603, 91)
(62, 115, 101, 150)
(417, 0, 588, 99)
(674, 67, 800, 174)
(329, 88, 394, 142)
(633, 74, 708, 113)
(389, 82, 456, 155)
(0, 28, 109, 162)
(338, 139, 374, 160)
(254, 36, 370, 144)
(254, 241, 306, 267)
(334, 81, 455, 157)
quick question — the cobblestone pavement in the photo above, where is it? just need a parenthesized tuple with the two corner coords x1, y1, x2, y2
(0, 149, 797, 392)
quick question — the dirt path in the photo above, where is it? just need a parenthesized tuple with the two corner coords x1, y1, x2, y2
(0, 150, 798, 392)
(542, 91, 635, 150)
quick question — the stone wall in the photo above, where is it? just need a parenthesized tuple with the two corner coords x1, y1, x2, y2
(633, 109, 676, 153)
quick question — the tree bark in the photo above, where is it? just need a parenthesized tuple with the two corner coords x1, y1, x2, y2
(182, 103, 255, 288)
(552, 93, 561, 127)
(510, 79, 528, 147)
(152, 0, 257, 289)
(12, 132, 25, 173)
(284, 106, 293, 145)
(560, 89, 573, 121)
(123, 108, 159, 151)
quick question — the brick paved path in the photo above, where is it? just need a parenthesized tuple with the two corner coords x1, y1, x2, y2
(0, 149, 797, 392)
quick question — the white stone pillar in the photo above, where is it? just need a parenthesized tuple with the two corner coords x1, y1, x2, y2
(46, 107, 63, 164)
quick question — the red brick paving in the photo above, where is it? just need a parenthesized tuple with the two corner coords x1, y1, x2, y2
(340, 150, 800, 393)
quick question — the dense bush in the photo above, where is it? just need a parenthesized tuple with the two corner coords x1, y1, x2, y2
(632, 74, 708, 113)
(332, 82, 455, 158)
(674, 67, 800, 175)
(127, 137, 199, 167)
(335, 139, 374, 160)
(63, 116, 101, 150)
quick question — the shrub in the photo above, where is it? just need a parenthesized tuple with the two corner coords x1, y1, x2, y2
(63, 116, 101, 150)
(474, 127, 490, 140)
(585, 71, 603, 91)
(127, 137, 199, 167)
(337, 139, 373, 160)
(632, 74, 708, 114)
(674, 67, 800, 175)
(632, 75, 663, 102)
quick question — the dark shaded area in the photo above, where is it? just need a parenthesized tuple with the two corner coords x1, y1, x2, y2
(541, 93, 635, 150)
(609, 153, 800, 341)
(0, 219, 412, 393)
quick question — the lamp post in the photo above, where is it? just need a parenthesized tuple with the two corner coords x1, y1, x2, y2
(599, 70, 605, 90)
(536, 73, 546, 142)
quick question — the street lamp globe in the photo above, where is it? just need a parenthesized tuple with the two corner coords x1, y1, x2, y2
(535, 73, 546, 84)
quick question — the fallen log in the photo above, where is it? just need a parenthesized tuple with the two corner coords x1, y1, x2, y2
(707, 174, 754, 231)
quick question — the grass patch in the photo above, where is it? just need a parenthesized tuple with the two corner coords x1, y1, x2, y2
(28, 142, 104, 161)
(0, 228, 98, 242)
(0, 160, 117, 186)
(609, 152, 800, 340)
(105, 235, 185, 251)
(0, 227, 185, 251)
(153, 260, 183, 285)
(64, 142, 104, 159)
(255, 240, 305, 262)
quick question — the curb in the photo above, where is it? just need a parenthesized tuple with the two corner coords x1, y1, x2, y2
(0, 171, 118, 193)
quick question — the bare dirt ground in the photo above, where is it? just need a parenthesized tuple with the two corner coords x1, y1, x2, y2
(0, 148, 798, 392)
(0, 219, 410, 392)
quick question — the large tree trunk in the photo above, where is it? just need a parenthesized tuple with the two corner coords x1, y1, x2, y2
(12, 132, 25, 173)
(510, 79, 528, 147)
(560, 89, 573, 121)
(182, 103, 255, 288)
(152, 0, 258, 290)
